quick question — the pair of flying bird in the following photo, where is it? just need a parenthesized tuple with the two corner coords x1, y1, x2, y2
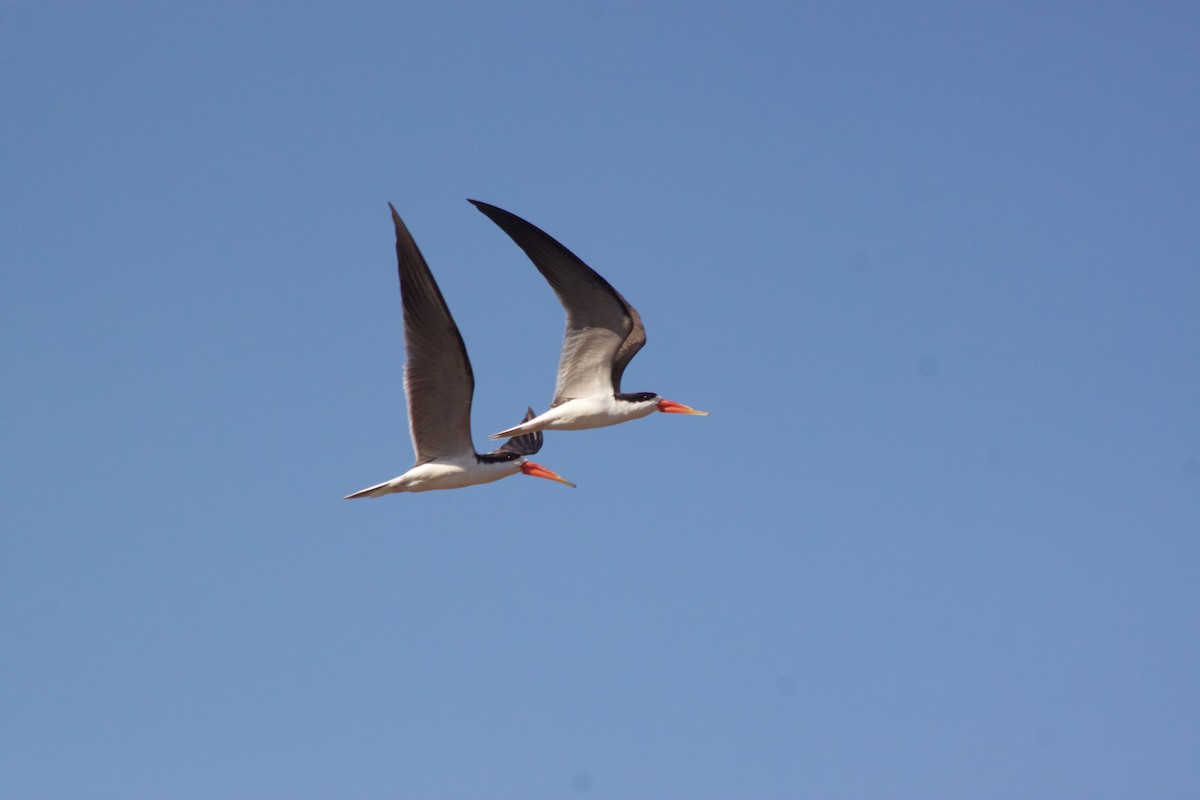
(344, 201, 708, 498)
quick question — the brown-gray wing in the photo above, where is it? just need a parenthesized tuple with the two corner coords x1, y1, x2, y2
(469, 200, 646, 403)
(391, 204, 477, 464)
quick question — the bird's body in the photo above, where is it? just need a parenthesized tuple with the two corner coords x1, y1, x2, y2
(492, 393, 659, 437)
(345, 450, 564, 497)
(346, 457, 509, 497)
(345, 205, 574, 499)
(469, 200, 708, 439)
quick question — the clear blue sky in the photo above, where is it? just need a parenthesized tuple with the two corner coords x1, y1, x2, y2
(3, 2, 1198, 797)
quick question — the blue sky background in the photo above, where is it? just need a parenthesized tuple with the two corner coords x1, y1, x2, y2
(3, 2, 1198, 797)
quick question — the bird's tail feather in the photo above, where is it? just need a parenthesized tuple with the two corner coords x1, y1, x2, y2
(489, 422, 529, 440)
(343, 479, 399, 499)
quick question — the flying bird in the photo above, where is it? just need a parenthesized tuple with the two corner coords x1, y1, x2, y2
(344, 205, 576, 498)
(469, 200, 709, 439)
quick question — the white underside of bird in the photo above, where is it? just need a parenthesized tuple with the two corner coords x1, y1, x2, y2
(345, 455, 565, 498)
(491, 395, 706, 438)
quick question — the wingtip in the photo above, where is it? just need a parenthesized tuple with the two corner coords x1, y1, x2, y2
(389, 204, 413, 242)
(468, 198, 503, 217)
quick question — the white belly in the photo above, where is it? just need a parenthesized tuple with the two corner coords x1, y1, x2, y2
(352, 457, 519, 496)
(536, 396, 658, 431)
